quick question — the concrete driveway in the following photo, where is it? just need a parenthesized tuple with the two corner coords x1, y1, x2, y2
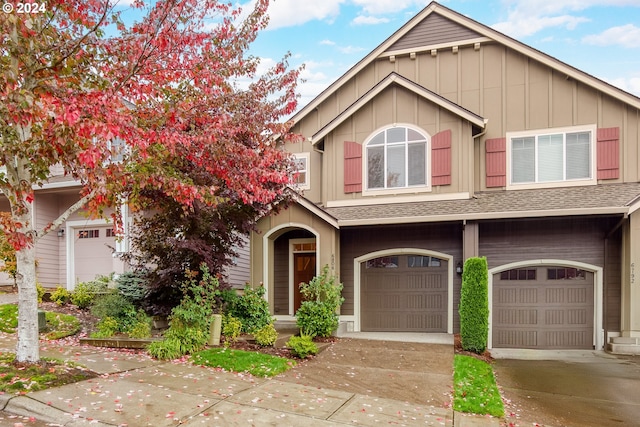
(491, 350, 640, 427)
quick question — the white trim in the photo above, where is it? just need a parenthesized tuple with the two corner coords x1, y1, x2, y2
(262, 223, 320, 312)
(488, 259, 603, 350)
(65, 219, 113, 290)
(326, 192, 470, 208)
(506, 124, 598, 190)
(379, 37, 493, 59)
(294, 195, 339, 229)
(353, 248, 454, 333)
(288, 238, 317, 316)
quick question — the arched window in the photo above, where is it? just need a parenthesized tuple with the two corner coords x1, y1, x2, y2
(365, 126, 428, 190)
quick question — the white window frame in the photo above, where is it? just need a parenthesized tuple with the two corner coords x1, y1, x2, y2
(362, 124, 431, 196)
(292, 153, 310, 190)
(506, 124, 597, 190)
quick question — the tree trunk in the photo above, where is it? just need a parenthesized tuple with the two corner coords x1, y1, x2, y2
(15, 220, 39, 363)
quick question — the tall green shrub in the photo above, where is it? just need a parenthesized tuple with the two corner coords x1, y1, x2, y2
(459, 257, 489, 354)
(227, 285, 271, 333)
(296, 265, 344, 338)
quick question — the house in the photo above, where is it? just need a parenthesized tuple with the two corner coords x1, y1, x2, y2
(0, 172, 251, 291)
(250, 1, 640, 353)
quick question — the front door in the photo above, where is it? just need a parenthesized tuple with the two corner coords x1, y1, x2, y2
(293, 253, 316, 313)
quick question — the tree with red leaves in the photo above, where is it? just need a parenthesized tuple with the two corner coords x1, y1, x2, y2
(0, 0, 300, 362)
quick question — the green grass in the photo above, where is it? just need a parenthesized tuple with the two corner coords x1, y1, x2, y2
(191, 347, 296, 377)
(0, 353, 98, 394)
(453, 355, 504, 417)
(0, 304, 80, 339)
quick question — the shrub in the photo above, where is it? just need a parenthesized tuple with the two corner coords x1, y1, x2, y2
(227, 285, 271, 333)
(71, 279, 109, 309)
(222, 314, 242, 346)
(116, 271, 147, 306)
(147, 264, 220, 360)
(286, 335, 318, 358)
(254, 323, 278, 347)
(36, 283, 45, 303)
(91, 317, 119, 338)
(295, 265, 344, 338)
(50, 287, 71, 306)
(126, 319, 152, 339)
(459, 257, 489, 354)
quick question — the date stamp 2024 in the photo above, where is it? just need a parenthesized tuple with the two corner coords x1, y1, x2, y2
(2, 2, 47, 14)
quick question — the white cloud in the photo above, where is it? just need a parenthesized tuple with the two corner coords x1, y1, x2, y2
(352, 15, 390, 25)
(606, 77, 640, 97)
(338, 45, 366, 54)
(583, 24, 640, 48)
(319, 39, 336, 46)
(255, 0, 345, 30)
(350, 0, 424, 15)
(491, 0, 639, 38)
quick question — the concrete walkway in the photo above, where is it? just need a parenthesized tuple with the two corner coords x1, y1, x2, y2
(0, 336, 474, 427)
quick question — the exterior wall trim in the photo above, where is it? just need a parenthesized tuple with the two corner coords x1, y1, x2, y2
(487, 259, 603, 350)
(353, 248, 454, 333)
(65, 218, 112, 290)
(326, 192, 470, 208)
(262, 223, 321, 310)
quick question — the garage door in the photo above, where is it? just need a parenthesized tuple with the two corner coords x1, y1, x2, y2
(493, 266, 594, 349)
(361, 255, 448, 332)
(74, 226, 117, 284)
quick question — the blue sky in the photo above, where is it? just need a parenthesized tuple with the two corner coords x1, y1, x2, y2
(242, 0, 640, 109)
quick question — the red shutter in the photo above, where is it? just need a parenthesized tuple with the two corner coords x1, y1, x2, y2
(486, 137, 506, 187)
(597, 127, 620, 180)
(431, 130, 452, 186)
(344, 141, 362, 193)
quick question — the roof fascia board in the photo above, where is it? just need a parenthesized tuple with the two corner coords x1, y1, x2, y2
(336, 206, 629, 227)
(294, 195, 340, 229)
(311, 73, 485, 144)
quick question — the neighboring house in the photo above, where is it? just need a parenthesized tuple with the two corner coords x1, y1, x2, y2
(0, 176, 250, 291)
(250, 1, 640, 353)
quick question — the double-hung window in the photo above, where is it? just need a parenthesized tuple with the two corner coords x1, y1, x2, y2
(508, 125, 595, 188)
(292, 153, 310, 190)
(366, 125, 428, 191)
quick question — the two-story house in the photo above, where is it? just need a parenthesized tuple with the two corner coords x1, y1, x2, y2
(250, 1, 640, 353)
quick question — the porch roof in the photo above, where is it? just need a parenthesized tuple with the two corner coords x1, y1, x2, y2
(323, 182, 640, 226)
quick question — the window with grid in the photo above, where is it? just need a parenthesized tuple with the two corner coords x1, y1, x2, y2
(366, 126, 428, 190)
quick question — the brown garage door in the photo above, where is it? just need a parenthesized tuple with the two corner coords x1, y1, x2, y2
(74, 226, 117, 284)
(493, 266, 594, 349)
(361, 255, 448, 332)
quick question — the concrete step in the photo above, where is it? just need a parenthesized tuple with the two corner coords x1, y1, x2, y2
(607, 336, 640, 355)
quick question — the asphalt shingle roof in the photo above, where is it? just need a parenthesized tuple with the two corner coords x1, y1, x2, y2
(324, 183, 640, 224)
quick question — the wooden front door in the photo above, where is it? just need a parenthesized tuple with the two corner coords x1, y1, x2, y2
(293, 253, 316, 313)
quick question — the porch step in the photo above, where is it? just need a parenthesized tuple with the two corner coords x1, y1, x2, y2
(607, 337, 640, 355)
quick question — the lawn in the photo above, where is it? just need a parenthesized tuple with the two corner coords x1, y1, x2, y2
(453, 354, 504, 417)
(0, 303, 81, 339)
(191, 347, 296, 377)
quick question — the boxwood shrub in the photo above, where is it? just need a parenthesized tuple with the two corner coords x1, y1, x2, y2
(459, 257, 489, 354)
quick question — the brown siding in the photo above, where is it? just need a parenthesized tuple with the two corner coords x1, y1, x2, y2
(225, 235, 250, 289)
(605, 228, 622, 332)
(273, 237, 289, 315)
(386, 13, 482, 52)
(35, 194, 61, 288)
(340, 223, 463, 319)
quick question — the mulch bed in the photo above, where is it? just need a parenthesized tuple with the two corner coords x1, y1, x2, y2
(454, 333, 494, 363)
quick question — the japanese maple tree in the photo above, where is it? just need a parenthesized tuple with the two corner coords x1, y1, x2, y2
(0, 0, 300, 362)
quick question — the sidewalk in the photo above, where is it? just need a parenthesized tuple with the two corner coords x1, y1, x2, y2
(0, 293, 500, 426)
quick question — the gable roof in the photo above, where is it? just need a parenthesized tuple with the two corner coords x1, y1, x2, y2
(311, 72, 486, 145)
(291, 1, 640, 125)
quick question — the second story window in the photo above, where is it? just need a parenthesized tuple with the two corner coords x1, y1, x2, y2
(292, 153, 310, 190)
(509, 125, 595, 187)
(366, 126, 428, 190)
